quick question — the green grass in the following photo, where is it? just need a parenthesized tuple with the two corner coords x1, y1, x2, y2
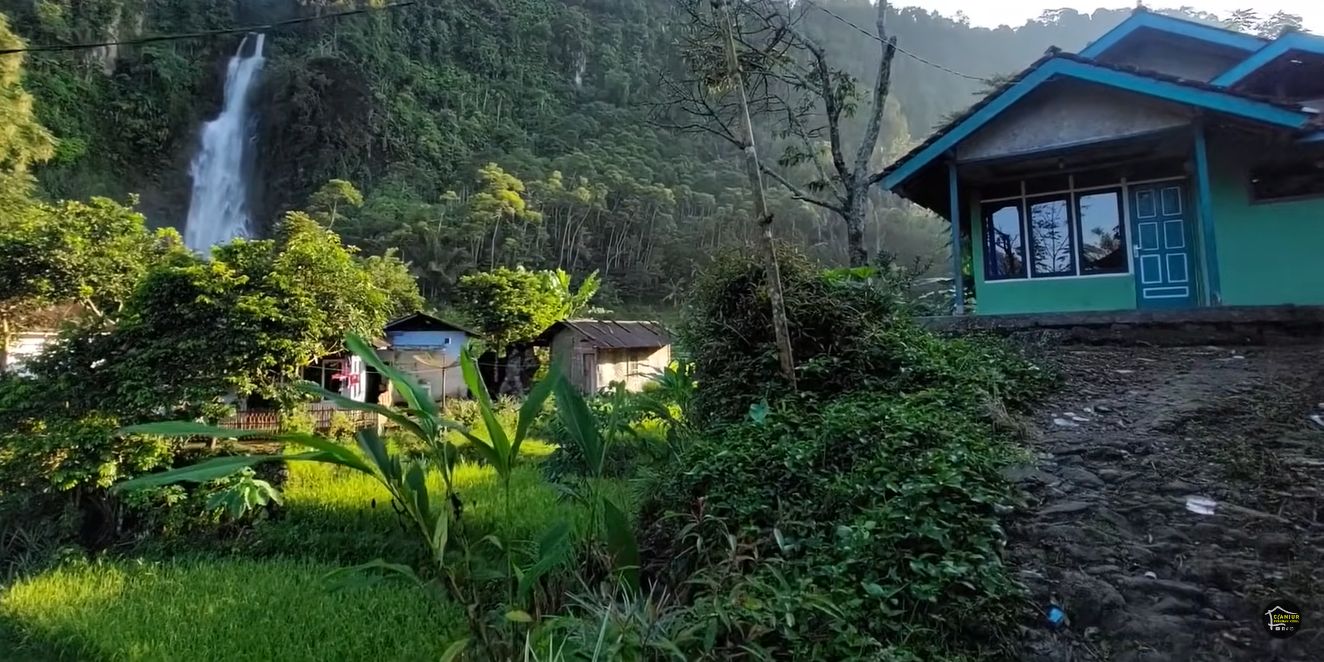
(0, 448, 635, 660)
(0, 557, 466, 661)
(248, 458, 630, 565)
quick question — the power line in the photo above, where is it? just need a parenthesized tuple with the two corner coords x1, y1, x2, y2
(799, 0, 990, 83)
(0, 1, 418, 55)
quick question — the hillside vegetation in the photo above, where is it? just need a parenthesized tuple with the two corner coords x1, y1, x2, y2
(0, 0, 1180, 306)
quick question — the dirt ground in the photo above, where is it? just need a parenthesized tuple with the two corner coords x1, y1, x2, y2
(1010, 341, 1324, 661)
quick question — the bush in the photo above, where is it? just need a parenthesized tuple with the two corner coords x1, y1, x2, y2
(680, 245, 1049, 423)
(643, 391, 1027, 659)
(640, 245, 1053, 659)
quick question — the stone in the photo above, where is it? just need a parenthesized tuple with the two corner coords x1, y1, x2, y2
(1097, 468, 1136, 483)
(1060, 466, 1105, 488)
(1254, 533, 1295, 561)
(1041, 501, 1093, 516)
(1118, 577, 1206, 603)
(1153, 596, 1200, 616)
(1053, 417, 1080, 428)
(1150, 526, 1191, 544)
(1161, 480, 1196, 493)
(1059, 571, 1127, 628)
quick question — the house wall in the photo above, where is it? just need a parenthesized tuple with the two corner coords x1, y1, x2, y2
(383, 349, 468, 402)
(1096, 38, 1245, 82)
(3, 331, 56, 374)
(956, 82, 1191, 162)
(1207, 135, 1324, 306)
(969, 183, 1138, 315)
(595, 346, 671, 393)
(388, 330, 467, 354)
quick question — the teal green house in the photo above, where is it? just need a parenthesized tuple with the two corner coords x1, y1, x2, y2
(883, 9, 1324, 316)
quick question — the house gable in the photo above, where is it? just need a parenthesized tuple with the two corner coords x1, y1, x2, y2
(881, 55, 1312, 196)
(1213, 32, 1324, 102)
(1080, 10, 1265, 62)
(1094, 35, 1248, 82)
(956, 80, 1194, 162)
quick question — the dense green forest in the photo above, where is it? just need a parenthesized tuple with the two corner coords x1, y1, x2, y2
(0, 0, 1293, 305)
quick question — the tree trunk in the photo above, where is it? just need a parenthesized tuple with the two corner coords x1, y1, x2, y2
(717, 0, 796, 387)
(845, 192, 868, 267)
(497, 345, 539, 396)
(0, 316, 9, 374)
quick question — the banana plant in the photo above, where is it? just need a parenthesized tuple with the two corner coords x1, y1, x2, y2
(551, 378, 641, 593)
(115, 343, 457, 573)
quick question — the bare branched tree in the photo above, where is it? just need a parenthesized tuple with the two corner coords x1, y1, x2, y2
(655, 0, 898, 267)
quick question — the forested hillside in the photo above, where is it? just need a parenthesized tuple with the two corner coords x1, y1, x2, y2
(0, 0, 1289, 305)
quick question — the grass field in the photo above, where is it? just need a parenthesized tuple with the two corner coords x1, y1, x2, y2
(1, 452, 630, 660)
(1, 557, 464, 661)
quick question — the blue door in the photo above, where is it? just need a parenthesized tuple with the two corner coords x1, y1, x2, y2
(1130, 183, 1196, 309)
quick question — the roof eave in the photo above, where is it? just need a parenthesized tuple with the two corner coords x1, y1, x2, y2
(1080, 10, 1266, 60)
(1212, 32, 1324, 87)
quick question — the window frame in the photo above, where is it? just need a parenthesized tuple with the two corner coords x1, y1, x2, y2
(1074, 187, 1130, 276)
(981, 199, 1028, 282)
(1026, 194, 1078, 279)
(1248, 159, 1324, 205)
(978, 174, 1154, 283)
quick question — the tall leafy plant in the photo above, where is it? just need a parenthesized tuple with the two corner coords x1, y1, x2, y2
(551, 378, 641, 592)
(112, 334, 567, 654)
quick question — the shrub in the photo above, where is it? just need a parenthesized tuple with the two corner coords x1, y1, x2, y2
(680, 245, 1050, 423)
(643, 391, 1026, 659)
(642, 245, 1053, 659)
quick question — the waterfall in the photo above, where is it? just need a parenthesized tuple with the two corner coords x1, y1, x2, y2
(184, 33, 266, 252)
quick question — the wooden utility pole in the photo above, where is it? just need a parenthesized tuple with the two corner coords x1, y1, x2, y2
(712, 0, 796, 386)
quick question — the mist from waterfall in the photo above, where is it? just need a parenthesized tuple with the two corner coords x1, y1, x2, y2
(183, 33, 266, 252)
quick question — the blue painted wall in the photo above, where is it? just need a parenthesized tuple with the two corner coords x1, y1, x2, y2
(388, 330, 468, 355)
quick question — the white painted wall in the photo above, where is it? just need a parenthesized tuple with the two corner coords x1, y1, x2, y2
(4, 332, 56, 374)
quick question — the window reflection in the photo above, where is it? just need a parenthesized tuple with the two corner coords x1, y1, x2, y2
(983, 202, 1025, 280)
(1029, 197, 1074, 277)
(1077, 191, 1127, 274)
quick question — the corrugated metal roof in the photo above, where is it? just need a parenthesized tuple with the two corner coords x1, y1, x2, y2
(383, 311, 477, 335)
(550, 320, 670, 349)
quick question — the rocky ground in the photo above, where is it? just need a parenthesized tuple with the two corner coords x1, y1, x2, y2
(1010, 342, 1324, 661)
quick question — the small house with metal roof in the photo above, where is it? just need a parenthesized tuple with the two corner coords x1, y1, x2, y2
(883, 9, 1324, 316)
(380, 312, 477, 402)
(538, 320, 672, 393)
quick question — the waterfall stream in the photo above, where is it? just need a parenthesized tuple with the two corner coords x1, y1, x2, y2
(183, 33, 266, 252)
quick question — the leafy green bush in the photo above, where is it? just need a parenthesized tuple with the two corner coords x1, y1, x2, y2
(680, 245, 1049, 423)
(642, 245, 1052, 659)
(643, 392, 1026, 659)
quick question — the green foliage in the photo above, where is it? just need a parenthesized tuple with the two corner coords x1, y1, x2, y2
(456, 266, 600, 349)
(111, 334, 584, 656)
(641, 244, 1052, 658)
(0, 196, 172, 343)
(681, 245, 1049, 423)
(307, 178, 364, 227)
(0, 14, 54, 211)
(0, 557, 467, 661)
(0, 396, 176, 493)
(204, 468, 283, 521)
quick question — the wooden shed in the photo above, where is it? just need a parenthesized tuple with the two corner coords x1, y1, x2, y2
(539, 320, 671, 394)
